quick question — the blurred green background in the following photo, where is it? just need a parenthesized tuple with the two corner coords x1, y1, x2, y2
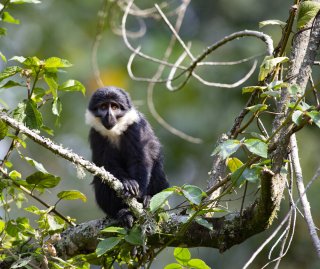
(1, 0, 320, 268)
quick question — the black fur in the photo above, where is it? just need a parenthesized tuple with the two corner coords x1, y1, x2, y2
(87, 86, 169, 227)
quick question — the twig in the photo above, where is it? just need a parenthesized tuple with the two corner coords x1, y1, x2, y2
(290, 134, 320, 257)
(0, 112, 144, 218)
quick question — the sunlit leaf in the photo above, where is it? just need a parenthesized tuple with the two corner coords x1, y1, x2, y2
(58, 79, 86, 95)
(226, 157, 243, 173)
(187, 259, 211, 269)
(297, 1, 320, 29)
(174, 248, 191, 265)
(164, 263, 183, 269)
(11, 0, 41, 3)
(0, 66, 22, 82)
(57, 190, 87, 202)
(24, 157, 48, 173)
(100, 226, 127, 235)
(259, 20, 286, 28)
(242, 85, 266, 94)
(9, 170, 21, 180)
(52, 97, 62, 116)
(149, 190, 174, 212)
(45, 57, 72, 68)
(2, 12, 20, 24)
(259, 56, 289, 81)
(246, 104, 268, 113)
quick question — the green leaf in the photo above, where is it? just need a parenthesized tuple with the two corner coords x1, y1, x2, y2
(297, 1, 320, 29)
(149, 190, 174, 212)
(25, 99, 43, 129)
(182, 185, 206, 205)
(164, 264, 183, 269)
(244, 139, 268, 158)
(0, 51, 6, 62)
(57, 190, 87, 202)
(10, 257, 32, 268)
(187, 259, 211, 269)
(24, 157, 48, 173)
(292, 110, 304, 126)
(260, 90, 281, 98)
(242, 85, 266, 94)
(226, 157, 243, 173)
(195, 217, 213, 230)
(44, 74, 58, 98)
(174, 248, 191, 265)
(46, 214, 64, 231)
(242, 167, 260, 183)
(259, 20, 286, 28)
(24, 205, 42, 215)
(52, 97, 62, 116)
(0, 80, 22, 88)
(288, 84, 303, 97)
(45, 57, 72, 68)
(26, 171, 61, 188)
(10, 56, 26, 63)
(0, 220, 5, 233)
(231, 166, 260, 186)
(2, 12, 20, 24)
(96, 237, 122, 257)
(259, 56, 289, 81)
(212, 139, 241, 159)
(9, 170, 21, 180)
(58, 80, 86, 95)
(10, 0, 41, 3)
(307, 111, 320, 128)
(246, 104, 268, 113)
(124, 226, 143, 245)
(0, 66, 22, 82)
(100, 226, 127, 235)
(0, 119, 8, 140)
(0, 27, 7, 36)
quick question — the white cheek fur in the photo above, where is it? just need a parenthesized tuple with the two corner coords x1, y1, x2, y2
(85, 109, 139, 146)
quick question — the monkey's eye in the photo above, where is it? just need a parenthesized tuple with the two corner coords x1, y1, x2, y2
(99, 103, 108, 110)
(111, 103, 120, 111)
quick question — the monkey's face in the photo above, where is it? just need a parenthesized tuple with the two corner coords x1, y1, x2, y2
(88, 87, 132, 130)
(94, 101, 126, 130)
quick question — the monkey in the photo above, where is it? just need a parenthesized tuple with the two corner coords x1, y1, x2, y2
(85, 86, 169, 227)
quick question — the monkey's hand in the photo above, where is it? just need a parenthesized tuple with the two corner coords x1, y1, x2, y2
(122, 179, 140, 197)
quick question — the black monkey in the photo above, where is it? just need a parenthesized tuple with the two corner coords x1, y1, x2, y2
(86, 86, 169, 227)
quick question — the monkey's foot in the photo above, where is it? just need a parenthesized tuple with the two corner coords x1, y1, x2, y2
(117, 208, 134, 228)
(122, 179, 140, 197)
(142, 195, 151, 208)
